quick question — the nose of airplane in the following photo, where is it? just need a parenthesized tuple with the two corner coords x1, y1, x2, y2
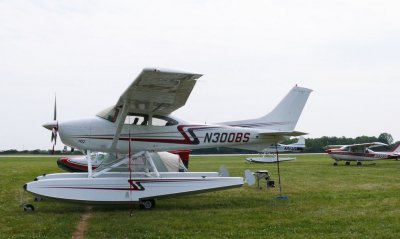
(42, 121, 58, 130)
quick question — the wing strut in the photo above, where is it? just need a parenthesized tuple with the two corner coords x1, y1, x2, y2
(109, 104, 128, 151)
(87, 150, 92, 178)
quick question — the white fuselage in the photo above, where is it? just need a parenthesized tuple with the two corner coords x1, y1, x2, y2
(327, 148, 398, 162)
(264, 144, 304, 153)
(58, 116, 283, 154)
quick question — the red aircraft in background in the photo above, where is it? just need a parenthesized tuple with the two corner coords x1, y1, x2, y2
(326, 142, 400, 166)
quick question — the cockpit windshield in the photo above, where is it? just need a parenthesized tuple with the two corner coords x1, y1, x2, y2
(96, 106, 119, 123)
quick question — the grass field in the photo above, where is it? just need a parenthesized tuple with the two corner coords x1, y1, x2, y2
(1, 154, 400, 238)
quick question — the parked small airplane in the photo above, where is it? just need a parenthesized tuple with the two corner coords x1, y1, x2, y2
(246, 137, 305, 163)
(326, 142, 400, 166)
(264, 136, 305, 153)
(23, 68, 312, 210)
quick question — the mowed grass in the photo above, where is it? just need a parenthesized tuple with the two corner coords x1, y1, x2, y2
(1, 154, 400, 238)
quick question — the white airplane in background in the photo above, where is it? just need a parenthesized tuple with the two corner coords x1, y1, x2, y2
(264, 136, 305, 153)
(326, 142, 400, 166)
(246, 137, 305, 163)
(23, 68, 312, 210)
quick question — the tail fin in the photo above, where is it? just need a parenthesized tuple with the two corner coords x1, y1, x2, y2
(292, 136, 305, 147)
(392, 144, 400, 153)
(223, 86, 312, 131)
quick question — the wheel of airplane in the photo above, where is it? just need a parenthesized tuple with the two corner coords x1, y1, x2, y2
(140, 199, 156, 210)
(345, 162, 350, 166)
(23, 204, 34, 212)
(357, 162, 362, 166)
(333, 162, 338, 166)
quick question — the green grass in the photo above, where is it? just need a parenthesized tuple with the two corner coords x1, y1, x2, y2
(1, 155, 400, 238)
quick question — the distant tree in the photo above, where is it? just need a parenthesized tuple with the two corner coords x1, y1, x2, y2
(32, 149, 41, 154)
(354, 135, 378, 144)
(378, 133, 393, 145)
(0, 149, 18, 154)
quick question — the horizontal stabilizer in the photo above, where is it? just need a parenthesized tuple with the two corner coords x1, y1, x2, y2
(258, 131, 307, 138)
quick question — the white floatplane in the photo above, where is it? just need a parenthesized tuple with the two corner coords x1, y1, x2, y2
(245, 137, 305, 163)
(264, 136, 305, 153)
(23, 68, 312, 210)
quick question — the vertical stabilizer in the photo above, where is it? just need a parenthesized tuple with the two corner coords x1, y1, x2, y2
(223, 86, 312, 131)
(292, 136, 305, 147)
(392, 144, 400, 153)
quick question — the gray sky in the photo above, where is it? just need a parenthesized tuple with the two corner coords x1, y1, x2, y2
(1, 0, 400, 150)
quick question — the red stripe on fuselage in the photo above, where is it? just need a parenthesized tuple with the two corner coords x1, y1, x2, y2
(328, 151, 390, 159)
(74, 125, 219, 145)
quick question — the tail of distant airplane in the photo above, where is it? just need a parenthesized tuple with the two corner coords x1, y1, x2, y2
(392, 144, 400, 153)
(290, 136, 305, 147)
(223, 86, 312, 132)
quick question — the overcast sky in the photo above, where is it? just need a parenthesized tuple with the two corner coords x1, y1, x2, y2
(1, 0, 400, 150)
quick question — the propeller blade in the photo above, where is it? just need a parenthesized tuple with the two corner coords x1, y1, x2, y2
(49, 94, 59, 154)
(54, 130, 57, 145)
(51, 128, 57, 142)
(53, 94, 57, 121)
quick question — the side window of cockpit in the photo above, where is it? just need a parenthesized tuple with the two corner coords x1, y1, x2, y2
(152, 116, 178, 126)
(125, 115, 149, 126)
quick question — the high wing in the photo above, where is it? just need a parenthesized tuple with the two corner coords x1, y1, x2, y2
(325, 145, 346, 149)
(116, 68, 202, 115)
(255, 131, 307, 145)
(105, 68, 202, 151)
(349, 142, 387, 148)
(344, 142, 387, 151)
(258, 131, 307, 138)
(326, 142, 387, 149)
